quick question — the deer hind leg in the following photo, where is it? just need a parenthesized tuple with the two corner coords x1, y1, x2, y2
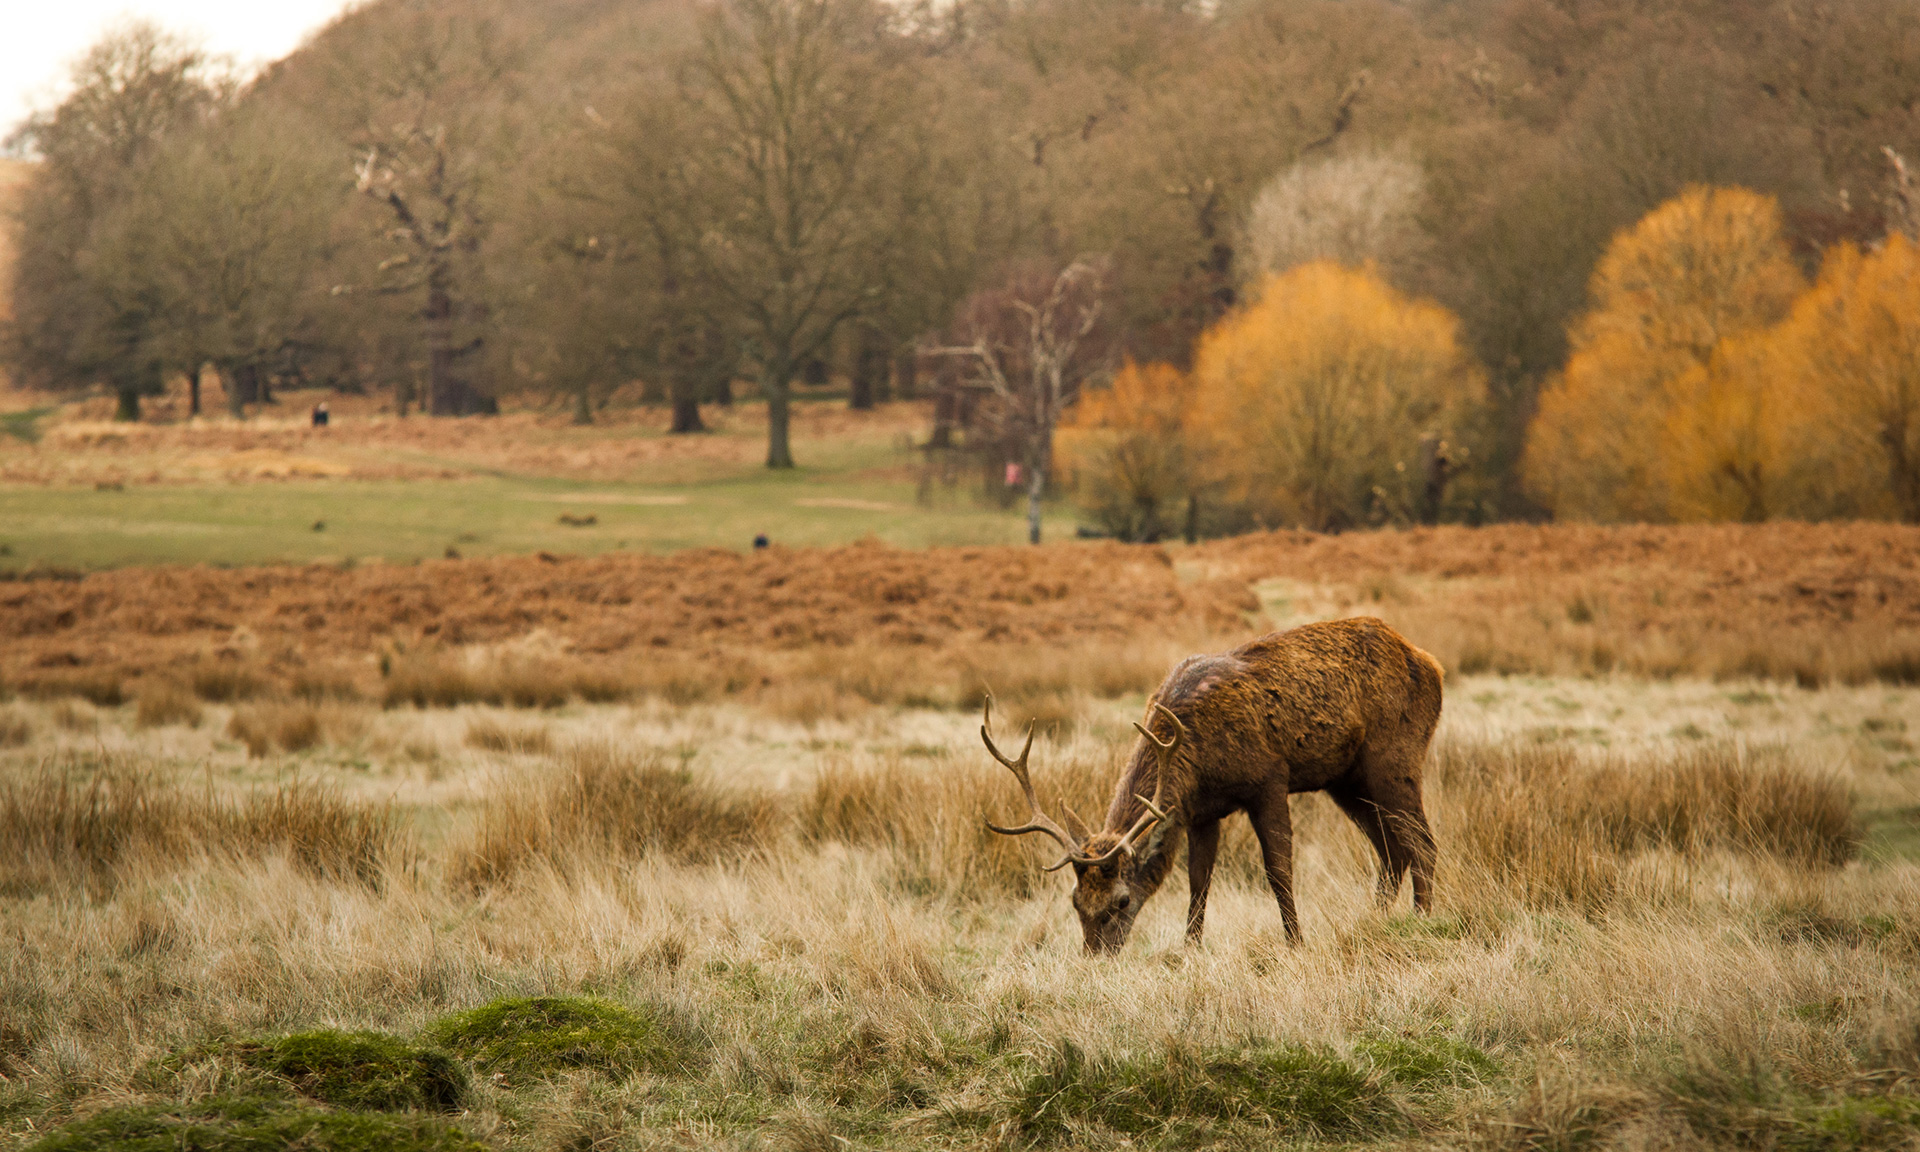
(1336, 769, 1437, 914)
(1185, 818, 1221, 944)
(1328, 787, 1404, 908)
(1251, 787, 1301, 944)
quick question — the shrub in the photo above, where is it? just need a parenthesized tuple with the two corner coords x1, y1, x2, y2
(426, 996, 694, 1078)
(1010, 1040, 1401, 1143)
(135, 681, 203, 729)
(231, 1030, 467, 1112)
(24, 1096, 485, 1152)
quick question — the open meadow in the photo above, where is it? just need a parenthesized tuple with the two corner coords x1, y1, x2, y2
(0, 395, 1029, 568)
(3, 509, 1920, 1150)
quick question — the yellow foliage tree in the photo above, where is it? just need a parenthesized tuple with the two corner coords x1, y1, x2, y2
(1749, 234, 1920, 521)
(1524, 186, 1805, 522)
(1058, 360, 1207, 541)
(1190, 262, 1482, 532)
(1658, 332, 1829, 522)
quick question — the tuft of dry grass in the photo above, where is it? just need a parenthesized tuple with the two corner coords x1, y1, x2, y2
(189, 659, 272, 702)
(0, 759, 405, 894)
(382, 648, 617, 710)
(801, 740, 1116, 899)
(463, 715, 554, 755)
(15, 667, 125, 707)
(0, 707, 29, 747)
(227, 702, 325, 757)
(454, 741, 778, 887)
(135, 679, 204, 729)
(1432, 739, 1859, 916)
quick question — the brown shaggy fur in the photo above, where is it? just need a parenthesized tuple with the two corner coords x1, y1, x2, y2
(1061, 617, 1443, 952)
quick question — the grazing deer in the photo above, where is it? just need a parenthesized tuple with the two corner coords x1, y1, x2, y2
(983, 616, 1442, 953)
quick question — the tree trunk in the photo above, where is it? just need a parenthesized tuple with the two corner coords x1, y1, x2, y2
(228, 362, 262, 415)
(669, 364, 707, 433)
(188, 367, 202, 417)
(114, 386, 142, 422)
(929, 385, 955, 449)
(893, 348, 918, 400)
(1025, 425, 1053, 544)
(850, 328, 886, 410)
(1882, 418, 1920, 523)
(1026, 454, 1046, 545)
(763, 364, 795, 469)
(573, 386, 593, 425)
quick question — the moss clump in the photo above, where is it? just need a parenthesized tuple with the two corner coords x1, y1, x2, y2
(426, 996, 690, 1078)
(230, 1030, 467, 1112)
(25, 1096, 485, 1152)
(1011, 1040, 1401, 1144)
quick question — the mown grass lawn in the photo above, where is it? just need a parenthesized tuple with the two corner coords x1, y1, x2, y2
(0, 468, 1037, 571)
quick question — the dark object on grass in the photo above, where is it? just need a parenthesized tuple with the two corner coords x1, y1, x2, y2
(753, 534, 769, 550)
(557, 513, 598, 527)
(444, 546, 461, 559)
(312, 520, 326, 532)
(982, 616, 1443, 951)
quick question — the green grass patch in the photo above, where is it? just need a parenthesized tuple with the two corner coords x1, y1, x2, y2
(1354, 1033, 1499, 1091)
(0, 455, 1029, 572)
(425, 995, 694, 1079)
(1666, 1057, 1920, 1150)
(1, 408, 51, 444)
(24, 1096, 484, 1152)
(1010, 1040, 1402, 1145)
(227, 1030, 467, 1112)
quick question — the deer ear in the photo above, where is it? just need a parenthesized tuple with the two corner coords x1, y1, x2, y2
(1058, 801, 1091, 841)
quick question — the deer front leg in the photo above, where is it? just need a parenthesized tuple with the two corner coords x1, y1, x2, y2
(1252, 788, 1301, 945)
(1185, 818, 1220, 944)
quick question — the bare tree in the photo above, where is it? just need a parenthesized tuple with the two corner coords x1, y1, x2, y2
(661, 0, 918, 468)
(1888, 147, 1918, 241)
(3, 23, 218, 420)
(1244, 150, 1426, 282)
(327, 12, 516, 416)
(936, 257, 1110, 544)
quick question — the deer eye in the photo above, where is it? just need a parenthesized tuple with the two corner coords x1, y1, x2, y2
(1113, 891, 1132, 911)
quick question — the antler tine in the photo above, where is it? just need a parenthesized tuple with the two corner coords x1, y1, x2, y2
(981, 693, 1082, 861)
(1112, 702, 1187, 855)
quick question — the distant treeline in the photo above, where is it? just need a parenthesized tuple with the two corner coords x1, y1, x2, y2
(2, 0, 1916, 522)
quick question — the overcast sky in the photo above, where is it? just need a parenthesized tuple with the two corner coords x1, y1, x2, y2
(3, 0, 362, 141)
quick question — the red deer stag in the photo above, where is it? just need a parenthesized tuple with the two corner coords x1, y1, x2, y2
(982, 616, 1442, 952)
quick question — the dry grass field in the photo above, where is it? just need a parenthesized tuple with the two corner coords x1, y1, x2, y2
(2, 520, 1919, 1151)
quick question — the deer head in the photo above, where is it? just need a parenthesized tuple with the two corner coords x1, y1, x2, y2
(981, 694, 1181, 954)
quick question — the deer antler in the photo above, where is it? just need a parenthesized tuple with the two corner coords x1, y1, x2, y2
(1110, 701, 1182, 851)
(981, 694, 1085, 871)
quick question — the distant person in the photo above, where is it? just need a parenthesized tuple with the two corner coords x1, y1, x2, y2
(311, 401, 329, 427)
(753, 534, 770, 550)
